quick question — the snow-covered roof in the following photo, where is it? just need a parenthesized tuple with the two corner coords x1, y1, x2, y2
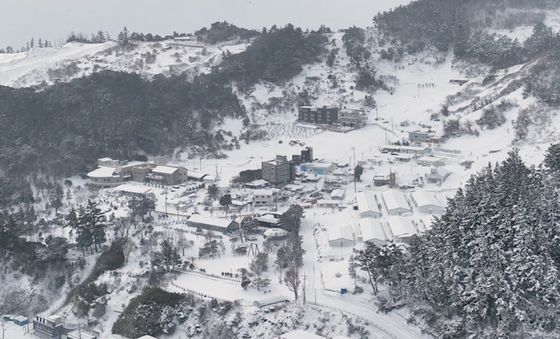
(387, 217, 418, 238)
(66, 329, 99, 339)
(264, 228, 289, 238)
(120, 160, 150, 169)
(256, 214, 280, 224)
(188, 215, 234, 229)
(355, 192, 381, 215)
(87, 166, 117, 178)
(417, 156, 446, 164)
(359, 218, 387, 243)
(281, 330, 324, 339)
(327, 225, 354, 242)
(152, 165, 179, 175)
(330, 189, 345, 199)
(188, 171, 208, 180)
(411, 191, 442, 208)
(381, 145, 429, 153)
(253, 296, 290, 308)
(246, 179, 268, 187)
(285, 184, 303, 191)
(253, 189, 276, 196)
(113, 184, 152, 195)
(429, 167, 451, 178)
(97, 157, 112, 162)
(382, 190, 411, 213)
(308, 162, 333, 169)
(317, 199, 340, 206)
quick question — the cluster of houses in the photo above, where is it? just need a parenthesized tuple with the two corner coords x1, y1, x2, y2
(325, 189, 447, 248)
(87, 157, 191, 187)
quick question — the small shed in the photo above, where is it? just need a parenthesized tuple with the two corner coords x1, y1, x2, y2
(14, 316, 29, 326)
(254, 296, 290, 309)
(330, 189, 345, 200)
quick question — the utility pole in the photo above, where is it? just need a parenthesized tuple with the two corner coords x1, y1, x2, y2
(165, 188, 168, 215)
(303, 273, 306, 305)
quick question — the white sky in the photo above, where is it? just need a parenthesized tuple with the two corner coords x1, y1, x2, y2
(1, 0, 413, 48)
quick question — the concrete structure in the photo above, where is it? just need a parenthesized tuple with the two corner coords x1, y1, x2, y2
(387, 217, 418, 243)
(146, 165, 188, 185)
(262, 155, 295, 185)
(408, 130, 434, 143)
(301, 147, 314, 163)
(358, 218, 389, 245)
(382, 190, 412, 216)
(33, 315, 65, 338)
(355, 192, 382, 218)
(411, 191, 445, 214)
(327, 225, 355, 247)
(187, 215, 238, 233)
(253, 189, 277, 207)
(298, 105, 339, 125)
(338, 108, 368, 127)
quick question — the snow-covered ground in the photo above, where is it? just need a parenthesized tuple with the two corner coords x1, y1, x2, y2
(0, 39, 250, 87)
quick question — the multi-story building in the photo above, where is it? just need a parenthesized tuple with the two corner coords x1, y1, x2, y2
(338, 108, 368, 127)
(33, 315, 65, 338)
(87, 157, 188, 187)
(298, 106, 339, 125)
(300, 147, 314, 163)
(262, 155, 295, 185)
(145, 165, 188, 186)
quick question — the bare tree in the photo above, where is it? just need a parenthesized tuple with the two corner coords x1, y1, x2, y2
(284, 268, 301, 301)
(250, 252, 268, 276)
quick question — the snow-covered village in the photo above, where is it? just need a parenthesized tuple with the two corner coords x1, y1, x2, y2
(4, 1, 560, 339)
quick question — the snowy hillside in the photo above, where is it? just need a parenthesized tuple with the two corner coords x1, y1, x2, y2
(0, 39, 250, 88)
